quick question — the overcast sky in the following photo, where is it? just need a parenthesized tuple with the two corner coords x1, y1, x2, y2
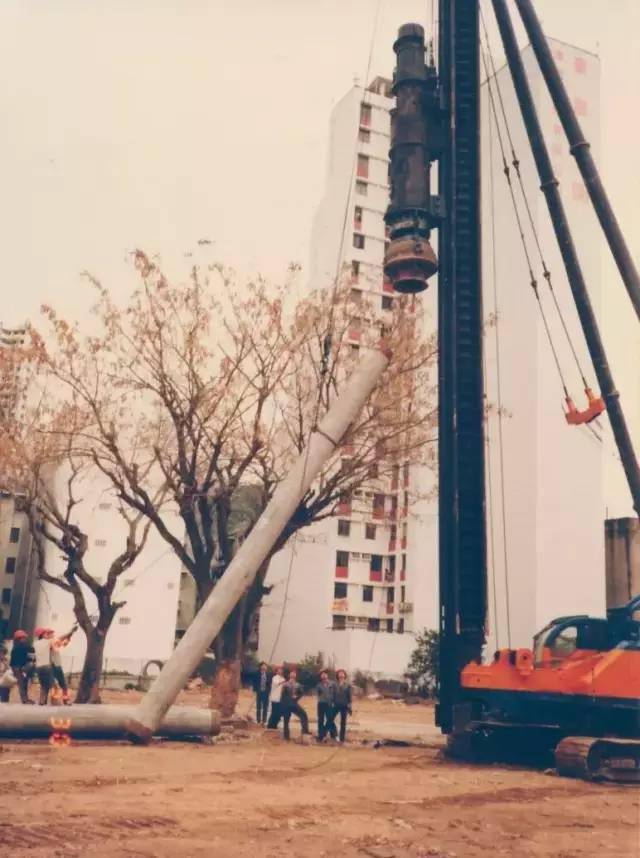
(0, 0, 638, 324)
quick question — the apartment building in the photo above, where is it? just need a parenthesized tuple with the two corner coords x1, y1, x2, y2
(258, 77, 438, 679)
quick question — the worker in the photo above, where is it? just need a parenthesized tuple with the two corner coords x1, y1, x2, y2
(253, 661, 272, 726)
(9, 629, 35, 704)
(266, 665, 286, 730)
(316, 669, 337, 742)
(280, 668, 310, 741)
(333, 669, 353, 743)
(49, 624, 77, 705)
(0, 645, 17, 702)
(33, 627, 54, 706)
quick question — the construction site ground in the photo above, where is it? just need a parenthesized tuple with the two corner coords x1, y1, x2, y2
(0, 688, 638, 858)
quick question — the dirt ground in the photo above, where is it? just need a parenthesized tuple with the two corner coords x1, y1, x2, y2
(0, 688, 638, 858)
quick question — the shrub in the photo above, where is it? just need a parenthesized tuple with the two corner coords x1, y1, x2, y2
(407, 629, 439, 698)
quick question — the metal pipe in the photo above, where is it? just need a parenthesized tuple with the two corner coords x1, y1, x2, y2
(514, 0, 640, 322)
(127, 347, 391, 743)
(0, 704, 220, 740)
(492, 0, 640, 517)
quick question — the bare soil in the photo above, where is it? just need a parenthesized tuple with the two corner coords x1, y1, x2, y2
(0, 689, 638, 857)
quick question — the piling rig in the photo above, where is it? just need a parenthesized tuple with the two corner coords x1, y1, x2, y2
(384, 2, 640, 782)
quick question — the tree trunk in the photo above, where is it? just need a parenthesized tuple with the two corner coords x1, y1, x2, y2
(209, 657, 242, 718)
(75, 630, 107, 704)
(207, 559, 272, 717)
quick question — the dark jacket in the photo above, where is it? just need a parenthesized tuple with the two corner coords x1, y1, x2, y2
(253, 670, 272, 696)
(316, 679, 336, 705)
(280, 679, 304, 708)
(10, 640, 34, 670)
(334, 681, 352, 708)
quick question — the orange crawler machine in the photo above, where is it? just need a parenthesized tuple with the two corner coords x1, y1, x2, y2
(449, 595, 640, 781)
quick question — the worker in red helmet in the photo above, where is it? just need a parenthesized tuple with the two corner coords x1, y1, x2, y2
(9, 629, 35, 704)
(49, 624, 77, 705)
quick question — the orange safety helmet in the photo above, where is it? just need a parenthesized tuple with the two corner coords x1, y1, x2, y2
(13, 629, 28, 640)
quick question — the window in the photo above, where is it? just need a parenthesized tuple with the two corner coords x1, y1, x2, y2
(401, 585, 406, 602)
(574, 96, 588, 117)
(167, 582, 175, 590)
(338, 519, 351, 537)
(367, 618, 380, 632)
(350, 344, 360, 354)
(123, 579, 134, 588)
(350, 288, 362, 305)
(386, 619, 394, 633)
(385, 556, 396, 582)
(358, 128, 371, 143)
(334, 581, 348, 600)
(370, 555, 383, 582)
(362, 585, 373, 603)
(387, 587, 395, 604)
(354, 205, 363, 230)
(9, 527, 20, 544)
(95, 539, 107, 547)
(360, 103, 372, 127)
(333, 614, 347, 630)
(365, 523, 376, 540)
(1, 588, 11, 605)
(368, 462, 379, 479)
(353, 233, 365, 250)
(357, 154, 369, 178)
(336, 550, 349, 567)
(98, 502, 112, 511)
(351, 259, 360, 281)
(381, 295, 393, 311)
(118, 617, 131, 626)
(397, 618, 405, 634)
(5, 557, 15, 575)
(338, 491, 351, 514)
(372, 493, 385, 519)
(336, 550, 349, 578)
(575, 56, 587, 74)
(403, 462, 410, 486)
(390, 524, 397, 542)
(356, 180, 368, 196)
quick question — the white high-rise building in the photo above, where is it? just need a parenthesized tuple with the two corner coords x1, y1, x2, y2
(481, 39, 612, 650)
(258, 77, 438, 680)
(260, 37, 626, 673)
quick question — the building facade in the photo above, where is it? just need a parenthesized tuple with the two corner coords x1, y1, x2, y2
(481, 39, 606, 650)
(0, 493, 39, 639)
(34, 468, 183, 676)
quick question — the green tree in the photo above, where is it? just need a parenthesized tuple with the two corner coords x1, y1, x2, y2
(407, 629, 439, 697)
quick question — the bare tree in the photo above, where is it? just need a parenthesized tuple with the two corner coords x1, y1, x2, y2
(31, 251, 437, 713)
(0, 397, 154, 702)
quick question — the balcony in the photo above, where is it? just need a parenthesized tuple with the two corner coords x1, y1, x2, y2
(399, 601, 413, 614)
(332, 598, 349, 613)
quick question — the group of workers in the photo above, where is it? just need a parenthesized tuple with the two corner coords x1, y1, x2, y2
(0, 625, 77, 705)
(253, 662, 353, 742)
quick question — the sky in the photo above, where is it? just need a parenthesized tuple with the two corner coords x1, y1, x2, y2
(0, 0, 639, 326)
